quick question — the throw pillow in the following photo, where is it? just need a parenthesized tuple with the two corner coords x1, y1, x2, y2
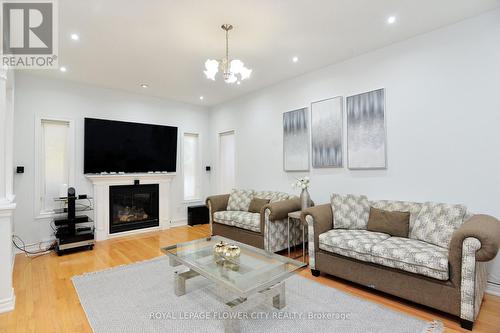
(367, 207, 410, 238)
(248, 198, 270, 213)
(369, 200, 423, 235)
(331, 194, 370, 230)
(411, 202, 466, 248)
(227, 189, 255, 211)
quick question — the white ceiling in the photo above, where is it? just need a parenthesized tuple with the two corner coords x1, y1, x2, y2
(27, 0, 499, 106)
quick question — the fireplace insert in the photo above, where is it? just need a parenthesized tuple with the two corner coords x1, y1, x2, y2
(109, 184, 159, 234)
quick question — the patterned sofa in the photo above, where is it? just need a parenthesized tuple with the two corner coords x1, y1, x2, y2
(301, 194, 500, 330)
(206, 189, 302, 253)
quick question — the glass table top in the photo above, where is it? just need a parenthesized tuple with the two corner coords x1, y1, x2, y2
(162, 236, 306, 296)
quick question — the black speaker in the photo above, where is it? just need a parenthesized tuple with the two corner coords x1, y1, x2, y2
(187, 205, 209, 226)
(67, 187, 76, 234)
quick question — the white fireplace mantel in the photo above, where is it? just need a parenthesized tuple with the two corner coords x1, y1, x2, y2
(86, 173, 176, 241)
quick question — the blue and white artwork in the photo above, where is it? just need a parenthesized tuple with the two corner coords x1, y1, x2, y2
(283, 108, 309, 171)
(347, 89, 387, 169)
(311, 96, 343, 168)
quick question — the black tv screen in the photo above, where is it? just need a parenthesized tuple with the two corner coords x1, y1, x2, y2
(84, 118, 178, 174)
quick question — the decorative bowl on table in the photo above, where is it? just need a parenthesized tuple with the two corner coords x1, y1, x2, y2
(223, 245, 241, 259)
(213, 241, 228, 259)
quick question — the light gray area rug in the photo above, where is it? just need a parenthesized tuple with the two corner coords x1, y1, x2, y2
(72, 256, 443, 333)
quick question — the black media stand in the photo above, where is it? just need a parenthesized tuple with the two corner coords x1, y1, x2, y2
(54, 187, 95, 255)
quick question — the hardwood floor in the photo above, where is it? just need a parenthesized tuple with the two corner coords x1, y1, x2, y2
(1, 224, 499, 333)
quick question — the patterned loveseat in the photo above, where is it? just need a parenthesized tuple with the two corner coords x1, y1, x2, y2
(301, 194, 500, 330)
(206, 189, 302, 253)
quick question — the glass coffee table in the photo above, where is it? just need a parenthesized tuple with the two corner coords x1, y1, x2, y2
(162, 236, 306, 332)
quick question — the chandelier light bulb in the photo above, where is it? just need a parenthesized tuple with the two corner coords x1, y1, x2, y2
(204, 59, 219, 80)
(239, 67, 252, 80)
(224, 73, 237, 84)
(230, 59, 244, 73)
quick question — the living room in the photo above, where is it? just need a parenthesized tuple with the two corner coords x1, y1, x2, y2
(0, 1, 499, 332)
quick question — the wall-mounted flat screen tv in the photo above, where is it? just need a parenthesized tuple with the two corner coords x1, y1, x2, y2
(84, 118, 178, 174)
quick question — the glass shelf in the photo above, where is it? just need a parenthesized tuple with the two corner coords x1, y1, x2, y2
(53, 197, 93, 202)
(53, 206, 94, 214)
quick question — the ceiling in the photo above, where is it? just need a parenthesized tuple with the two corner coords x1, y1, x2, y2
(27, 0, 500, 106)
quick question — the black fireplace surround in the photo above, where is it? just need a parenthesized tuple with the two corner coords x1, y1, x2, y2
(109, 184, 159, 234)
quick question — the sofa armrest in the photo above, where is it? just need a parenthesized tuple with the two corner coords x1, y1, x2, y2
(300, 204, 333, 269)
(206, 194, 230, 213)
(448, 214, 500, 323)
(449, 214, 500, 286)
(263, 198, 301, 221)
(449, 214, 500, 266)
(260, 198, 301, 239)
(206, 195, 230, 231)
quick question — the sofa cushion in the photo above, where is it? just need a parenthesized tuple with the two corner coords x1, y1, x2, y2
(254, 190, 292, 203)
(369, 200, 423, 234)
(213, 211, 240, 226)
(213, 211, 261, 232)
(318, 229, 390, 262)
(227, 189, 255, 211)
(331, 194, 370, 230)
(367, 207, 410, 238)
(411, 202, 466, 248)
(370, 237, 449, 280)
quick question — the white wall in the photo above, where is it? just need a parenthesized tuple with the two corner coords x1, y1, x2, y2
(13, 74, 211, 245)
(208, 9, 500, 285)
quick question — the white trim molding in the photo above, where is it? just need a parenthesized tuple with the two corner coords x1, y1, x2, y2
(86, 173, 176, 241)
(0, 288, 15, 313)
(486, 282, 500, 297)
(170, 218, 188, 227)
(33, 116, 76, 218)
(0, 202, 16, 314)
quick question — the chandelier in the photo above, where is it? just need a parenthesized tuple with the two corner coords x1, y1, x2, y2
(204, 24, 252, 84)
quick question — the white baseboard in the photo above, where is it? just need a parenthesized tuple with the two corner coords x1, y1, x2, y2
(486, 282, 500, 297)
(170, 219, 187, 227)
(0, 288, 15, 313)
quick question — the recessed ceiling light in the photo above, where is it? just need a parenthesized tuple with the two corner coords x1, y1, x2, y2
(236, 81, 241, 85)
(292, 56, 299, 63)
(199, 96, 204, 100)
(70, 33, 79, 41)
(387, 16, 396, 25)
(140, 83, 149, 88)
(59, 66, 67, 72)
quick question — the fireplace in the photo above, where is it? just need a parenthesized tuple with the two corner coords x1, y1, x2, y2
(109, 184, 159, 234)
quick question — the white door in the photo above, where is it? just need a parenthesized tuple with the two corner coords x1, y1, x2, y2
(218, 131, 235, 193)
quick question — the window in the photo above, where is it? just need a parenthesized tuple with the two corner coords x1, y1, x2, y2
(218, 130, 235, 193)
(39, 119, 71, 213)
(183, 133, 201, 200)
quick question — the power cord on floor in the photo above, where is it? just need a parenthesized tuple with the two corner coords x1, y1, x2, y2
(12, 235, 56, 257)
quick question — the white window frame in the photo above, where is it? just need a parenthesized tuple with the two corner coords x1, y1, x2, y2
(34, 116, 76, 218)
(182, 132, 202, 202)
(217, 129, 236, 194)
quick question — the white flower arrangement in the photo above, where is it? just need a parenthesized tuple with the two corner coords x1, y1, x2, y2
(291, 176, 310, 190)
